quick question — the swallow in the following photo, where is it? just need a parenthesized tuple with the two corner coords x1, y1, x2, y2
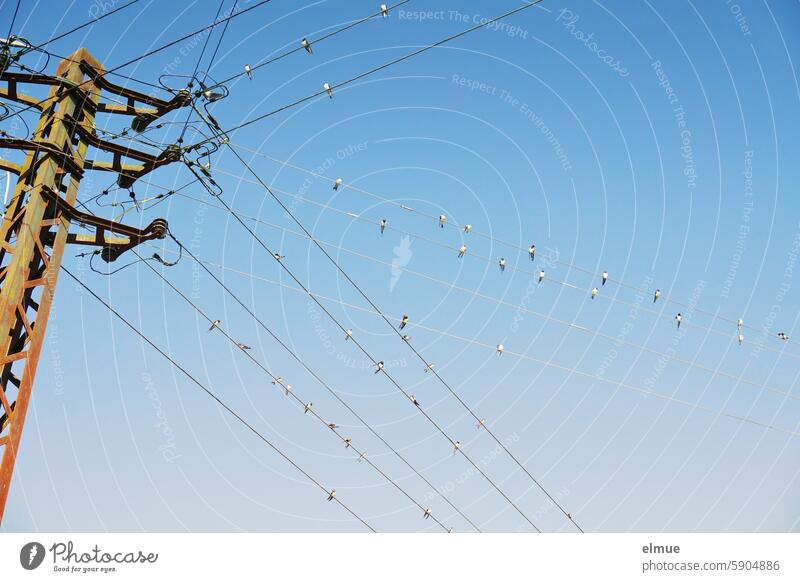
(496, 344, 504, 355)
(737, 318, 744, 330)
(237, 343, 251, 350)
(380, 3, 388, 18)
(410, 394, 420, 406)
(439, 214, 446, 228)
(345, 329, 353, 340)
(778, 332, 790, 341)
(458, 244, 467, 258)
(327, 490, 336, 501)
(453, 441, 461, 455)
(653, 289, 661, 303)
(538, 269, 545, 284)
(380, 218, 387, 235)
(244, 64, 252, 79)
(304, 402, 313, 414)
(271, 377, 283, 386)
(528, 244, 536, 261)
(301, 38, 312, 54)
(738, 333, 744, 345)
(675, 313, 682, 329)
(323, 82, 333, 98)
(463, 224, 472, 233)
(374, 361, 384, 374)
(208, 319, 221, 332)
(601, 271, 608, 286)
(333, 177, 343, 191)
(344, 438, 352, 448)
(357, 451, 367, 462)
(328, 423, 338, 429)
(477, 418, 486, 429)
(499, 257, 506, 273)
(401, 334, 411, 342)
(284, 384, 292, 396)
(399, 314, 409, 329)
(423, 508, 432, 519)
(273, 252, 285, 260)
(591, 287, 599, 300)
(423, 363, 435, 373)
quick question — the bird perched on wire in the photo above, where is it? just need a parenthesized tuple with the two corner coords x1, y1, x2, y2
(458, 244, 467, 258)
(528, 244, 536, 261)
(737, 318, 744, 330)
(323, 82, 333, 98)
(499, 257, 506, 273)
(271, 377, 283, 386)
(476, 418, 486, 429)
(304, 402, 313, 414)
(463, 224, 472, 234)
(410, 394, 420, 406)
(237, 343, 251, 350)
(738, 333, 744, 346)
(333, 177, 343, 191)
(401, 334, 411, 342)
(343, 438, 352, 448)
(496, 344, 504, 355)
(675, 313, 683, 329)
(208, 319, 221, 332)
(439, 214, 446, 228)
(601, 271, 608, 286)
(423, 363, 435, 373)
(591, 287, 599, 300)
(423, 508, 432, 520)
(344, 329, 353, 340)
(284, 384, 292, 396)
(380, 3, 388, 18)
(453, 441, 461, 455)
(327, 490, 336, 501)
(778, 332, 790, 341)
(653, 289, 661, 303)
(538, 269, 545, 284)
(399, 314, 409, 329)
(357, 451, 367, 462)
(380, 218, 387, 235)
(374, 361, 384, 374)
(328, 423, 338, 429)
(244, 64, 252, 79)
(301, 38, 312, 54)
(273, 252, 285, 260)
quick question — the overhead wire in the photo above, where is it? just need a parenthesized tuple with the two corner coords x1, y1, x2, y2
(60, 265, 377, 532)
(134, 249, 454, 532)
(159, 233, 483, 531)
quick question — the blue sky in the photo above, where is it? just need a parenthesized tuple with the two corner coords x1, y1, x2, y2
(1, 0, 799, 532)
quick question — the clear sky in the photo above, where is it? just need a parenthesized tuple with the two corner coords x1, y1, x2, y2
(1, 0, 799, 533)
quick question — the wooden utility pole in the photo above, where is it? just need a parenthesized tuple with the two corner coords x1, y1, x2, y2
(0, 47, 189, 522)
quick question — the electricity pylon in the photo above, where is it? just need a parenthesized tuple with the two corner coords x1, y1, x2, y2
(0, 47, 189, 522)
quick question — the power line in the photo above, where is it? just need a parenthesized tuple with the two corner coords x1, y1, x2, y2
(60, 265, 377, 532)
(34, 0, 142, 49)
(239, 146, 782, 339)
(215, 0, 413, 86)
(196, 164, 544, 531)
(158, 186, 800, 405)
(134, 249, 454, 532)
(4, 0, 22, 40)
(143, 245, 800, 440)
(161, 234, 483, 531)
(191, 0, 546, 144)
